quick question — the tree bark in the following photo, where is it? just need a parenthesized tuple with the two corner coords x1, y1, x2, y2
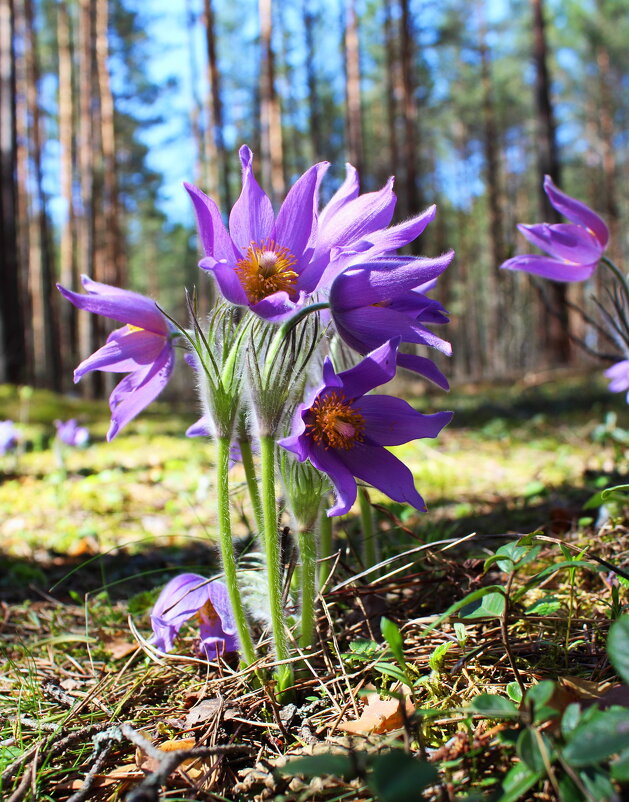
(302, 0, 323, 162)
(23, 0, 61, 388)
(259, 0, 284, 204)
(0, 0, 26, 383)
(204, 0, 231, 209)
(399, 0, 419, 218)
(344, 0, 363, 176)
(383, 0, 399, 180)
(531, 0, 570, 364)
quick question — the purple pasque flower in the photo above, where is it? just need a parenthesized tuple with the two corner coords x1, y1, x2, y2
(0, 420, 19, 456)
(605, 360, 629, 402)
(55, 419, 89, 447)
(150, 573, 239, 659)
(278, 339, 452, 517)
(57, 276, 176, 441)
(329, 253, 454, 389)
(185, 416, 259, 467)
(186, 146, 329, 322)
(502, 175, 609, 282)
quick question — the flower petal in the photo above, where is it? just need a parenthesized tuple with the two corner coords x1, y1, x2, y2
(335, 305, 452, 355)
(395, 352, 450, 390)
(73, 329, 166, 380)
(517, 223, 603, 265)
(199, 256, 249, 305)
(336, 339, 399, 398)
(185, 182, 237, 263)
(605, 360, 629, 395)
(57, 279, 167, 336)
(318, 163, 360, 230)
(358, 204, 437, 257)
(341, 443, 427, 511)
(107, 346, 175, 440)
(150, 573, 211, 653)
(273, 161, 329, 262)
(544, 175, 609, 247)
(229, 145, 274, 251)
(355, 396, 452, 446)
(501, 254, 597, 282)
(306, 443, 358, 517)
(330, 253, 454, 311)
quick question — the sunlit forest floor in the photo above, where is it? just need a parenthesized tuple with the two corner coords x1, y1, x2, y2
(1, 374, 628, 801)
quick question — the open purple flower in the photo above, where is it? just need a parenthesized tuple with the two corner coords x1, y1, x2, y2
(57, 276, 176, 440)
(186, 146, 329, 322)
(278, 339, 452, 516)
(329, 253, 454, 389)
(0, 421, 19, 456)
(605, 360, 629, 403)
(150, 573, 239, 659)
(55, 419, 89, 447)
(502, 176, 609, 282)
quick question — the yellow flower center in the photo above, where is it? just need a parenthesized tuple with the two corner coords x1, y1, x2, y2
(127, 324, 144, 333)
(307, 391, 365, 450)
(235, 240, 298, 304)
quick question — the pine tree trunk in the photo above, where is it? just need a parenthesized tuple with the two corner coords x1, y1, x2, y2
(344, 0, 363, 175)
(57, 0, 77, 371)
(204, 0, 231, 209)
(531, 0, 570, 364)
(383, 0, 399, 180)
(185, 0, 206, 187)
(0, 0, 26, 383)
(259, 0, 284, 204)
(302, 0, 322, 162)
(399, 0, 419, 218)
(23, 0, 61, 389)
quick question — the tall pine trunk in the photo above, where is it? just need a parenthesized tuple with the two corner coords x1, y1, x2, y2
(0, 0, 26, 383)
(302, 0, 322, 162)
(399, 0, 419, 218)
(531, 0, 570, 364)
(204, 0, 230, 210)
(259, 0, 284, 205)
(344, 0, 363, 175)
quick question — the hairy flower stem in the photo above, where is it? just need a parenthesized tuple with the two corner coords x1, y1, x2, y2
(298, 527, 317, 651)
(318, 509, 333, 588)
(216, 436, 257, 666)
(359, 487, 379, 578)
(238, 437, 263, 535)
(602, 256, 629, 309)
(259, 435, 293, 693)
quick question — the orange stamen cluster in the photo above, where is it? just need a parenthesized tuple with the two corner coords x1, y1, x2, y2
(197, 598, 219, 626)
(307, 391, 366, 451)
(235, 240, 298, 304)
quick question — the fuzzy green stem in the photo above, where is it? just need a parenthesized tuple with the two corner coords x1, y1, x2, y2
(259, 435, 293, 692)
(359, 487, 379, 578)
(601, 256, 629, 309)
(216, 436, 257, 666)
(298, 528, 317, 651)
(238, 437, 263, 535)
(318, 509, 333, 588)
(263, 302, 330, 380)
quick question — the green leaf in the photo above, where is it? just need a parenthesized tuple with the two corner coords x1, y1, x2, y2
(561, 703, 582, 738)
(506, 682, 524, 704)
(601, 483, 629, 501)
(428, 641, 455, 673)
(381, 617, 406, 669)
(459, 591, 505, 619)
(563, 708, 629, 766)
(610, 747, 629, 782)
(517, 728, 553, 773)
(497, 763, 543, 802)
(280, 753, 355, 779)
(421, 585, 506, 633)
(607, 615, 629, 685)
(525, 596, 561, 616)
(374, 661, 413, 687)
(367, 751, 438, 802)
(470, 694, 518, 717)
(557, 774, 583, 802)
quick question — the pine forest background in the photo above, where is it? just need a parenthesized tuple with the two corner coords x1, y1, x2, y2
(1, 0, 628, 398)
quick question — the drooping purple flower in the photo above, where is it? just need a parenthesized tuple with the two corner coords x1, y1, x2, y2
(604, 360, 629, 403)
(55, 419, 89, 447)
(150, 573, 239, 659)
(185, 416, 259, 468)
(502, 176, 609, 282)
(328, 253, 454, 389)
(57, 276, 176, 440)
(185, 146, 329, 322)
(0, 421, 19, 456)
(278, 339, 452, 516)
